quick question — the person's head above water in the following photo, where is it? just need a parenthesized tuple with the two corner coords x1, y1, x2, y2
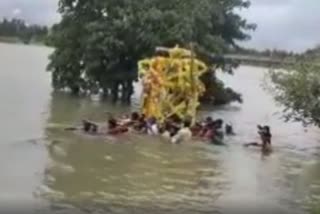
(216, 119, 223, 124)
(205, 116, 213, 124)
(138, 114, 146, 123)
(225, 123, 233, 131)
(183, 120, 192, 128)
(108, 118, 118, 129)
(169, 114, 182, 124)
(264, 126, 271, 133)
(131, 112, 140, 121)
(148, 117, 157, 124)
(257, 125, 272, 141)
(162, 121, 171, 131)
(214, 119, 224, 128)
(258, 125, 270, 132)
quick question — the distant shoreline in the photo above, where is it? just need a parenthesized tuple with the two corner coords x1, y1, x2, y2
(0, 36, 21, 44)
(0, 36, 46, 46)
(0, 38, 293, 68)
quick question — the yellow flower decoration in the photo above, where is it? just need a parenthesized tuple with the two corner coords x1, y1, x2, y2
(138, 46, 209, 123)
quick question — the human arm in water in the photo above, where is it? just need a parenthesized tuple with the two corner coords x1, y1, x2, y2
(244, 142, 261, 147)
(107, 118, 129, 135)
(63, 120, 99, 133)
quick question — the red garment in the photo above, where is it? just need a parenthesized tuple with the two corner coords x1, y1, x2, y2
(204, 129, 215, 139)
(191, 126, 202, 136)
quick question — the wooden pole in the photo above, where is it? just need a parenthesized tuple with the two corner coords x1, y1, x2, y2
(189, 42, 196, 124)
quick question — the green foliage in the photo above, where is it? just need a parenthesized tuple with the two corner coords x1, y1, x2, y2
(0, 18, 48, 44)
(200, 69, 242, 105)
(48, 0, 255, 103)
(269, 61, 320, 126)
(302, 45, 320, 62)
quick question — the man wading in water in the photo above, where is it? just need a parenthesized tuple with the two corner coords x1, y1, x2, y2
(171, 120, 192, 144)
(245, 125, 272, 152)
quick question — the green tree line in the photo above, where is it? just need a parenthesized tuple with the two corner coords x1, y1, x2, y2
(0, 18, 48, 44)
(48, 0, 256, 104)
(232, 47, 299, 60)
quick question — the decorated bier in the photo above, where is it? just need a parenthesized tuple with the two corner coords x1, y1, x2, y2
(138, 46, 208, 123)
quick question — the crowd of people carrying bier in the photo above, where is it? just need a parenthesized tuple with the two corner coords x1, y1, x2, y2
(81, 112, 272, 149)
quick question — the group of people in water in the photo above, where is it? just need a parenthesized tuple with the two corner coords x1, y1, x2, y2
(79, 112, 272, 150)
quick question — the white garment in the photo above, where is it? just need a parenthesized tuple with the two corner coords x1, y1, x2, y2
(171, 128, 192, 144)
(119, 118, 131, 126)
(162, 131, 171, 141)
(147, 124, 159, 135)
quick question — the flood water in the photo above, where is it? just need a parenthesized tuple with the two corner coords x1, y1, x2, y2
(1, 42, 320, 213)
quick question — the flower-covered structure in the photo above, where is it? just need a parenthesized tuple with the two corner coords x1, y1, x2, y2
(138, 46, 208, 123)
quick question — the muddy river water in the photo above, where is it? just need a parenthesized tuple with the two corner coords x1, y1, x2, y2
(1, 43, 320, 213)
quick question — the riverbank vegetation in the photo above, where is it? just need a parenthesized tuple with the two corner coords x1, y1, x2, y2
(269, 45, 320, 126)
(47, 0, 255, 105)
(0, 18, 48, 44)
